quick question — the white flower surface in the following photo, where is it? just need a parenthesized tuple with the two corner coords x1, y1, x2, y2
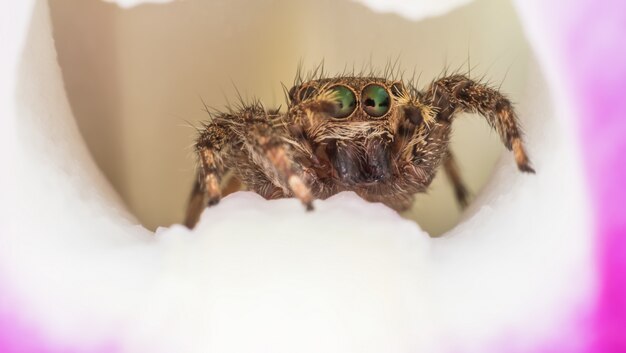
(102, 0, 175, 8)
(353, 0, 473, 20)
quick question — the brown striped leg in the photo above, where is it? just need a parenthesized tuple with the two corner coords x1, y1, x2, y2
(443, 150, 470, 209)
(425, 75, 535, 173)
(184, 174, 206, 228)
(221, 176, 242, 197)
(243, 122, 314, 210)
(184, 124, 228, 228)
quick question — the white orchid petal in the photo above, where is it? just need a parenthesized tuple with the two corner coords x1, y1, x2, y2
(353, 0, 473, 20)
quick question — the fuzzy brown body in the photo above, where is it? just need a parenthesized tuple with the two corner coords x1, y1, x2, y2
(184, 72, 534, 228)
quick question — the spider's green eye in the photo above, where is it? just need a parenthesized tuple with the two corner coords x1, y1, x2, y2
(361, 84, 391, 117)
(328, 85, 356, 119)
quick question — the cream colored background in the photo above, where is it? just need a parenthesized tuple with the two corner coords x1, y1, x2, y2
(49, 0, 530, 235)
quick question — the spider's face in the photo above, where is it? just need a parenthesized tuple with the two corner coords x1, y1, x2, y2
(288, 77, 418, 187)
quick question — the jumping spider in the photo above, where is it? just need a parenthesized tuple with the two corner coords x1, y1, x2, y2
(184, 71, 534, 228)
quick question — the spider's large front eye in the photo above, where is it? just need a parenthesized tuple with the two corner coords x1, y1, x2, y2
(361, 84, 391, 117)
(328, 85, 356, 119)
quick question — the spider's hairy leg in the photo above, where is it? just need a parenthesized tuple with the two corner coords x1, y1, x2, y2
(184, 124, 227, 228)
(425, 75, 535, 173)
(443, 150, 470, 209)
(243, 119, 314, 211)
(222, 176, 242, 196)
(184, 175, 205, 228)
(197, 125, 227, 205)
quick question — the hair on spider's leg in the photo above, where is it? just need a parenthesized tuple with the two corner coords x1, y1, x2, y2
(184, 174, 205, 228)
(239, 109, 315, 210)
(254, 132, 314, 210)
(512, 137, 535, 173)
(198, 147, 224, 206)
(424, 75, 535, 173)
(183, 123, 229, 228)
(183, 148, 222, 229)
(443, 150, 471, 209)
(288, 175, 314, 211)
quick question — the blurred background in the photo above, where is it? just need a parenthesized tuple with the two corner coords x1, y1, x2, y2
(49, 0, 530, 235)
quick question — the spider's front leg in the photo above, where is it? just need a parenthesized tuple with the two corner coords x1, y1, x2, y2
(184, 108, 314, 228)
(184, 123, 228, 228)
(425, 75, 535, 173)
(241, 116, 314, 211)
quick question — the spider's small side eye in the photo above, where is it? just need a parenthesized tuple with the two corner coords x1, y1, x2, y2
(362, 84, 391, 117)
(299, 86, 318, 101)
(328, 85, 356, 119)
(391, 82, 405, 97)
(288, 86, 298, 102)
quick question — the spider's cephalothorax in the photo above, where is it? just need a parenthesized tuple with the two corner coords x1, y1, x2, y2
(184, 72, 535, 228)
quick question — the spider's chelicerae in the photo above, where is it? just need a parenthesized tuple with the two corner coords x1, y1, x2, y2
(184, 70, 534, 228)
